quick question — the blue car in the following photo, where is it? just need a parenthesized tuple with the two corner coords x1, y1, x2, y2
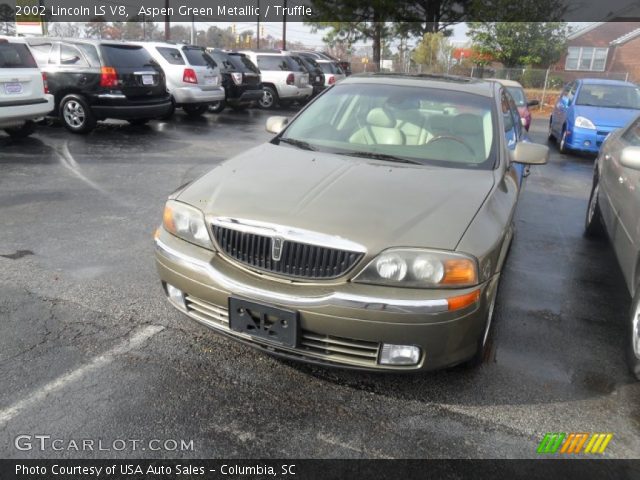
(549, 78, 640, 154)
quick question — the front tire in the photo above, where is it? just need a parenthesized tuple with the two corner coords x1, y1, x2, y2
(559, 126, 570, 154)
(585, 174, 605, 238)
(547, 118, 555, 141)
(5, 121, 35, 138)
(258, 86, 278, 110)
(60, 95, 96, 134)
(466, 281, 499, 368)
(183, 104, 209, 117)
(627, 287, 640, 380)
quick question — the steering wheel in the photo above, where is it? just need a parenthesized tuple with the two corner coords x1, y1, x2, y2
(425, 135, 476, 157)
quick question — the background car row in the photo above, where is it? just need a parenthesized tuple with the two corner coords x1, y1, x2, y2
(0, 35, 348, 135)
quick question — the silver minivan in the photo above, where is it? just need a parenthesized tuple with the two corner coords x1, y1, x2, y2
(585, 114, 640, 380)
(240, 50, 312, 109)
(137, 42, 224, 117)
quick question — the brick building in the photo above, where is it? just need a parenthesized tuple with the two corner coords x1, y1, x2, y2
(552, 22, 640, 83)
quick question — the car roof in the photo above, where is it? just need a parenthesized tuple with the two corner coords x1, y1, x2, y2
(26, 37, 143, 48)
(578, 78, 637, 87)
(340, 73, 496, 97)
(484, 78, 524, 88)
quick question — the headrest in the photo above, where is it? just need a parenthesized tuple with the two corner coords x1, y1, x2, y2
(366, 108, 396, 128)
(453, 114, 484, 135)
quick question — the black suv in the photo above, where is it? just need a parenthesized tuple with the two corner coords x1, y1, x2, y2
(26, 38, 172, 133)
(205, 49, 262, 113)
(294, 54, 325, 99)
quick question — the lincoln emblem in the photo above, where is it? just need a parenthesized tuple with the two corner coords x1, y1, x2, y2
(271, 237, 284, 261)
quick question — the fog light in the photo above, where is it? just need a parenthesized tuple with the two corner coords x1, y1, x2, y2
(584, 140, 591, 147)
(379, 344, 421, 366)
(166, 283, 185, 309)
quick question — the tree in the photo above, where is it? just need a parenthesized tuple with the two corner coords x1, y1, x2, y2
(84, 18, 108, 39)
(169, 25, 190, 44)
(468, 22, 568, 68)
(412, 32, 449, 72)
(205, 25, 235, 49)
(48, 22, 81, 38)
(0, 3, 15, 35)
(396, 0, 471, 37)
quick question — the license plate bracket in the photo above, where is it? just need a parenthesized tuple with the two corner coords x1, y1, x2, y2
(4, 83, 23, 94)
(228, 297, 299, 348)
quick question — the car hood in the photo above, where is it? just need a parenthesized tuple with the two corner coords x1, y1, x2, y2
(574, 105, 640, 129)
(178, 143, 495, 253)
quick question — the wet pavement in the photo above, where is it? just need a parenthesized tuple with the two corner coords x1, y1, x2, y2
(1, 111, 639, 459)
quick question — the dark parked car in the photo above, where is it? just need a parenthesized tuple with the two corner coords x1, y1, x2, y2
(294, 53, 326, 98)
(26, 38, 172, 133)
(206, 49, 262, 113)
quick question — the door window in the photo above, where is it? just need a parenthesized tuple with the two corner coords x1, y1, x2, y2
(60, 44, 88, 67)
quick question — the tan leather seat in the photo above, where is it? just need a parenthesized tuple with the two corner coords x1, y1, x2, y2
(349, 108, 405, 145)
(396, 111, 432, 145)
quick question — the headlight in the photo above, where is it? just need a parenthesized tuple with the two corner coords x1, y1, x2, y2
(162, 200, 212, 249)
(353, 249, 478, 288)
(575, 116, 596, 129)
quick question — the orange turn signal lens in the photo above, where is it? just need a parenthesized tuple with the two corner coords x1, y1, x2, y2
(442, 258, 477, 285)
(162, 204, 175, 233)
(447, 289, 480, 311)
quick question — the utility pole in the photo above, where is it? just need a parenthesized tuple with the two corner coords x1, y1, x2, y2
(164, 0, 170, 41)
(256, 0, 260, 49)
(190, 15, 195, 44)
(282, 0, 287, 50)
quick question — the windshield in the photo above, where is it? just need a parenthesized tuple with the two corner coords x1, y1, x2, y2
(182, 47, 209, 67)
(280, 83, 496, 170)
(0, 43, 37, 68)
(100, 45, 152, 68)
(506, 86, 526, 106)
(576, 84, 640, 109)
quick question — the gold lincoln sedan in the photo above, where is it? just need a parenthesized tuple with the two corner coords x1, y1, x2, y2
(154, 74, 548, 371)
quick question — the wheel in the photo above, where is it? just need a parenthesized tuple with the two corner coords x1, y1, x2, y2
(547, 118, 555, 141)
(258, 86, 278, 109)
(183, 104, 208, 117)
(128, 118, 150, 126)
(4, 121, 35, 138)
(559, 126, 570, 154)
(584, 173, 605, 238)
(60, 95, 96, 134)
(466, 281, 499, 368)
(627, 287, 640, 381)
(209, 99, 226, 113)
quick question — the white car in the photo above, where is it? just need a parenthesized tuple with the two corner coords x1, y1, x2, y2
(316, 60, 346, 87)
(239, 50, 313, 109)
(136, 42, 225, 117)
(0, 36, 53, 138)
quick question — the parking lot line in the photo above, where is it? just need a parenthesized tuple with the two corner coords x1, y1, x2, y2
(0, 325, 164, 427)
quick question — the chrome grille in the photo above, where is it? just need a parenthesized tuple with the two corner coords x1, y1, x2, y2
(182, 295, 380, 367)
(212, 225, 363, 280)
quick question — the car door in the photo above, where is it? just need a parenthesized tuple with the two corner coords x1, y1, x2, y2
(501, 89, 524, 186)
(553, 81, 575, 135)
(604, 117, 640, 289)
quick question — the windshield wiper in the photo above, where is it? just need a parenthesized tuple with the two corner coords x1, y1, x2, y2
(278, 138, 316, 151)
(337, 151, 422, 165)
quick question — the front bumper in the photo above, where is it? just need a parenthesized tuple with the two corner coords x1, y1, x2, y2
(155, 231, 496, 371)
(566, 125, 616, 153)
(171, 86, 225, 105)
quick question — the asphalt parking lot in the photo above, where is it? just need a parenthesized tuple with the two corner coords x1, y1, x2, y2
(1, 111, 639, 459)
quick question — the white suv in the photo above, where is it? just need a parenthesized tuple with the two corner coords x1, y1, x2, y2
(0, 36, 53, 138)
(240, 50, 312, 109)
(137, 42, 224, 117)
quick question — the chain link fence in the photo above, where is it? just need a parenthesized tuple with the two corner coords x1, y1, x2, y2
(399, 63, 632, 111)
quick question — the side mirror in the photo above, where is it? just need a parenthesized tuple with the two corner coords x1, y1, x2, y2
(510, 142, 549, 165)
(265, 116, 289, 134)
(560, 96, 569, 107)
(620, 146, 640, 170)
(527, 99, 540, 107)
